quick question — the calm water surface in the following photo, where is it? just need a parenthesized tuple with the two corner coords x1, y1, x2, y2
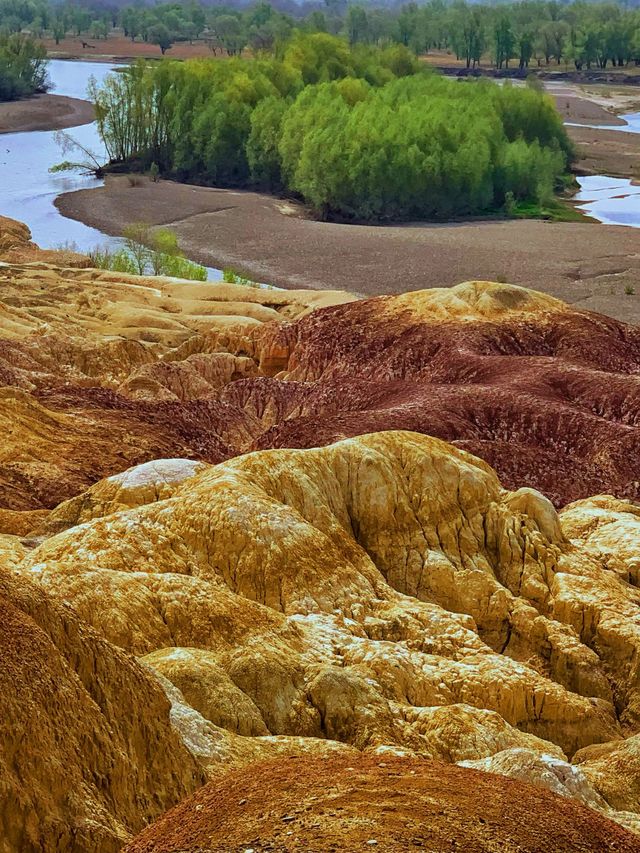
(575, 174, 640, 228)
(0, 60, 117, 251)
(568, 111, 640, 228)
(0, 60, 223, 279)
(567, 111, 640, 134)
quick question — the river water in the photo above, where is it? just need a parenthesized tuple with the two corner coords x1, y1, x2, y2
(0, 59, 224, 279)
(570, 110, 640, 228)
(0, 60, 118, 251)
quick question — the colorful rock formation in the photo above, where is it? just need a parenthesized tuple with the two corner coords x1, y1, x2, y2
(1, 218, 639, 511)
(7, 430, 640, 844)
(2, 218, 640, 850)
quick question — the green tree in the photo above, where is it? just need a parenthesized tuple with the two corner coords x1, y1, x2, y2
(0, 32, 48, 100)
(494, 15, 515, 69)
(52, 15, 66, 45)
(122, 222, 151, 274)
(211, 15, 246, 56)
(149, 23, 172, 55)
(246, 95, 288, 188)
(346, 6, 368, 45)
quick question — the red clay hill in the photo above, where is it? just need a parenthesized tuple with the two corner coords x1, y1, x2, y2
(1, 217, 639, 512)
(124, 755, 640, 853)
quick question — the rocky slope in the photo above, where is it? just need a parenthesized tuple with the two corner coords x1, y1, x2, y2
(0, 218, 354, 509)
(0, 558, 203, 853)
(7, 430, 640, 844)
(3, 218, 640, 850)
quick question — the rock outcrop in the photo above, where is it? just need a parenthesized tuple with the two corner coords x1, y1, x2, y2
(1, 219, 639, 511)
(0, 216, 90, 267)
(3, 219, 640, 850)
(0, 220, 354, 510)
(8, 430, 640, 840)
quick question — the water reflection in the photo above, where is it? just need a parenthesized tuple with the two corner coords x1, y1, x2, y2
(575, 175, 640, 228)
(0, 60, 223, 280)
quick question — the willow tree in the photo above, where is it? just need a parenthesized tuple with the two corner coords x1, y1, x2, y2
(89, 61, 174, 167)
(0, 32, 48, 100)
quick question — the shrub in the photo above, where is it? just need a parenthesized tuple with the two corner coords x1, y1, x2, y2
(0, 33, 48, 101)
(89, 224, 207, 281)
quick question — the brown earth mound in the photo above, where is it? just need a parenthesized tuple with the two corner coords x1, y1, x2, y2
(124, 755, 640, 853)
(0, 222, 354, 509)
(240, 281, 640, 506)
(0, 215, 90, 267)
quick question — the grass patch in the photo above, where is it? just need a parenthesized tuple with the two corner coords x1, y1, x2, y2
(511, 199, 590, 223)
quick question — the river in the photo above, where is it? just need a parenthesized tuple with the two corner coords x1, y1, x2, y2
(1, 61, 639, 259)
(0, 59, 223, 279)
(0, 60, 118, 251)
(570, 110, 640, 228)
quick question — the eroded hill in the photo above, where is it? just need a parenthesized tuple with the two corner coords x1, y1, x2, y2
(1, 218, 639, 512)
(2, 219, 640, 851)
(5, 430, 640, 848)
(123, 756, 640, 853)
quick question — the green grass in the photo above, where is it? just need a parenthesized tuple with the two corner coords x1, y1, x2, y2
(511, 198, 590, 223)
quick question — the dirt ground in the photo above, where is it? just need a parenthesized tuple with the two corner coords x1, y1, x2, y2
(43, 35, 225, 62)
(0, 94, 94, 134)
(124, 756, 640, 853)
(568, 124, 639, 177)
(550, 83, 640, 177)
(56, 173, 640, 322)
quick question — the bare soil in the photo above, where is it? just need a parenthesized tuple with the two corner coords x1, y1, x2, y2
(56, 174, 640, 323)
(551, 84, 640, 177)
(0, 94, 94, 134)
(43, 35, 227, 62)
(124, 755, 640, 853)
(569, 125, 639, 177)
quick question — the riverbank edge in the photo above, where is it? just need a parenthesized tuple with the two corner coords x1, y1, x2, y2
(0, 93, 95, 135)
(53, 175, 604, 289)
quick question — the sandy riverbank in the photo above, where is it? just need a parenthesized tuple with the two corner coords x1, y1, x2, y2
(0, 93, 94, 134)
(552, 84, 640, 177)
(56, 175, 640, 323)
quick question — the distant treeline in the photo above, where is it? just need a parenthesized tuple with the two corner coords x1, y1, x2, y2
(3, 0, 640, 70)
(3, 0, 640, 68)
(91, 34, 572, 221)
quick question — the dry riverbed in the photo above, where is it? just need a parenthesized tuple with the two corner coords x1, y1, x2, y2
(0, 94, 94, 134)
(552, 82, 640, 177)
(57, 175, 640, 323)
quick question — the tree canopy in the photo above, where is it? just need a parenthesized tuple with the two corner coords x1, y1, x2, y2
(3, 0, 640, 68)
(91, 34, 572, 222)
(0, 32, 47, 100)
